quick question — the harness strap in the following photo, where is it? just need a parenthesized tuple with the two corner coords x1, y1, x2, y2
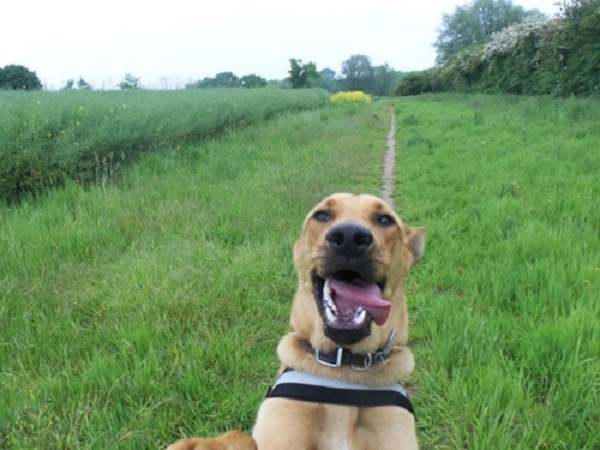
(266, 370, 415, 417)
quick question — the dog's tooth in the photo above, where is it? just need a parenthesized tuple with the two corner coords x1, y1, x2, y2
(323, 278, 337, 312)
(354, 309, 367, 324)
(327, 296, 337, 313)
(323, 278, 331, 301)
(325, 307, 337, 324)
(330, 300, 337, 313)
(328, 301, 337, 314)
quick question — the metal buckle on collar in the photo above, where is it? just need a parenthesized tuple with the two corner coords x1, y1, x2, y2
(307, 328, 398, 371)
(351, 352, 373, 371)
(315, 347, 344, 368)
(351, 328, 397, 372)
(351, 351, 388, 371)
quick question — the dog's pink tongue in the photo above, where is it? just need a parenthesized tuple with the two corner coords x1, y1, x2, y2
(329, 279, 390, 325)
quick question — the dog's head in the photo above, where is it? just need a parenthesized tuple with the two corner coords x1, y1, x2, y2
(292, 193, 425, 349)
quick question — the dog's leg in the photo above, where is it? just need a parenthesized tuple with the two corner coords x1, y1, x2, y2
(168, 430, 257, 450)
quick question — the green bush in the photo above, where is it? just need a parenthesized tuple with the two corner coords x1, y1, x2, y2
(0, 89, 329, 204)
(556, 0, 600, 96)
(395, 70, 449, 96)
(408, 0, 600, 97)
(395, 72, 432, 96)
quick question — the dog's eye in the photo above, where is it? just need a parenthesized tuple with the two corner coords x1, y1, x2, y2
(312, 210, 331, 223)
(377, 214, 396, 227)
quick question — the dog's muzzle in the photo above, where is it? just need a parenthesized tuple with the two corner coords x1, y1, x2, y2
(312, 223, 389, 345)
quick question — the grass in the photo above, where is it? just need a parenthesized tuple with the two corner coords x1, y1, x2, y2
(0, 101, 388, 448)
(0, 88, 329, 204)
(1, 93, 598, 449)
(394, 95, 599, 449)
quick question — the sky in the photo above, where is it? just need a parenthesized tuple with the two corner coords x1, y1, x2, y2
(1, 0, 560, 90)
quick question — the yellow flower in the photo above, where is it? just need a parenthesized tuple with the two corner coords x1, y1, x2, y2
(330, 91, 372, 104)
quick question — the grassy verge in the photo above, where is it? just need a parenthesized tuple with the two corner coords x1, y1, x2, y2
(1, 94, 597, 449)
(0, 88, 329, 204)
(395, 95, 599, 449)
(0, 102, 389, 449)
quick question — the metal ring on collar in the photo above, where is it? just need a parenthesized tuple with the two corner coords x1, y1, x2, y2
(351, 352, 373, 371)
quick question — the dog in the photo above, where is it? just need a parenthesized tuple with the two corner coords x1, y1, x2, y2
(169, 193, 425, 450)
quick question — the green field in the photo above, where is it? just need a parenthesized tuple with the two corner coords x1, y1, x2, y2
(1, 94, 598, 449)
(395, 95, 599, 449)
(0, 88, 329, 205)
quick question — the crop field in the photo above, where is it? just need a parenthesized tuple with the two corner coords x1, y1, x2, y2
(1, 94, 598, 449)
(0, 88, 329, 205)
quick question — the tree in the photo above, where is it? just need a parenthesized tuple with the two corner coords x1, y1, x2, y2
(341, 54, 375, 92)
(214, 72, 240, 87)
(240, 74, 267, 88)
(62, 79, 75, 90)
(434, 0, 545, 65)
(0, 64, 42, 90)
(119, 73, 141, 90)
(288, 59, 320, 88)
(316, 68, 339, 92)
(372, 64, 396, 96)
(77, 77, 92, 90)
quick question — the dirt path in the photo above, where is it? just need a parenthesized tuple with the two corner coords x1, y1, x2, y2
(381, 107, 396, 208)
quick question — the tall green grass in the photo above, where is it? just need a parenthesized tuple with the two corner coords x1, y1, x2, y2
(395, 95, 599, 449)
(1, 94, 597, 449)
(0, 88, 329, 204)
(0, 102, 388, 448)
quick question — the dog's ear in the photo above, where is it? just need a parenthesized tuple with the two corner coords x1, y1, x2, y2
(403, 226, 425, 267)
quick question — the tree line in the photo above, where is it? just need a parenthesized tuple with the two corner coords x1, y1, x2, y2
(0, 68, 145, 91)
(0, 54, 402, 96)
(183, 55, 402, 96)
(4, 0, 596, 98)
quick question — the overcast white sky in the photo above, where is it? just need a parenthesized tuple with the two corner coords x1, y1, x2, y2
(1, 0, 559, 90)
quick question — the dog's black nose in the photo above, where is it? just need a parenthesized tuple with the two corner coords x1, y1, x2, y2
(325, 223, 373, 256)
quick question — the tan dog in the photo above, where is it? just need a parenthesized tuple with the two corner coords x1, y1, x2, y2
(169, 193, 425, 450)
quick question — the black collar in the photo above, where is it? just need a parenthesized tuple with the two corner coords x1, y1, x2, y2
(299, 329, 397, 371)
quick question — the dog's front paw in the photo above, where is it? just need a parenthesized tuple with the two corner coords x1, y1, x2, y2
(167, 430, 257, 450)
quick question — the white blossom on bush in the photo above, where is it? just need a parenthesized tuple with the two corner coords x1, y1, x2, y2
(482, 18, 563, 62)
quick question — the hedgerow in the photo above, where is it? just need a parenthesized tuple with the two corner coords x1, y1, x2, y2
(0, 89, 329, 205)
(396, 0, 599, 97)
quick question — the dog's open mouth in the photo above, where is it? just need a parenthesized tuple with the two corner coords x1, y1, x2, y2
(313, 272, 390, 330)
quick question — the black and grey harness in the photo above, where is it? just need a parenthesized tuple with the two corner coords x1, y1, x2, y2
(266, 329, 415, 417)
(266, 370, 415, 417)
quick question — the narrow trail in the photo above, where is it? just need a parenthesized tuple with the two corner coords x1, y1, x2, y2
(381, 108, 417, 400)
(381, 107, 396, 209)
